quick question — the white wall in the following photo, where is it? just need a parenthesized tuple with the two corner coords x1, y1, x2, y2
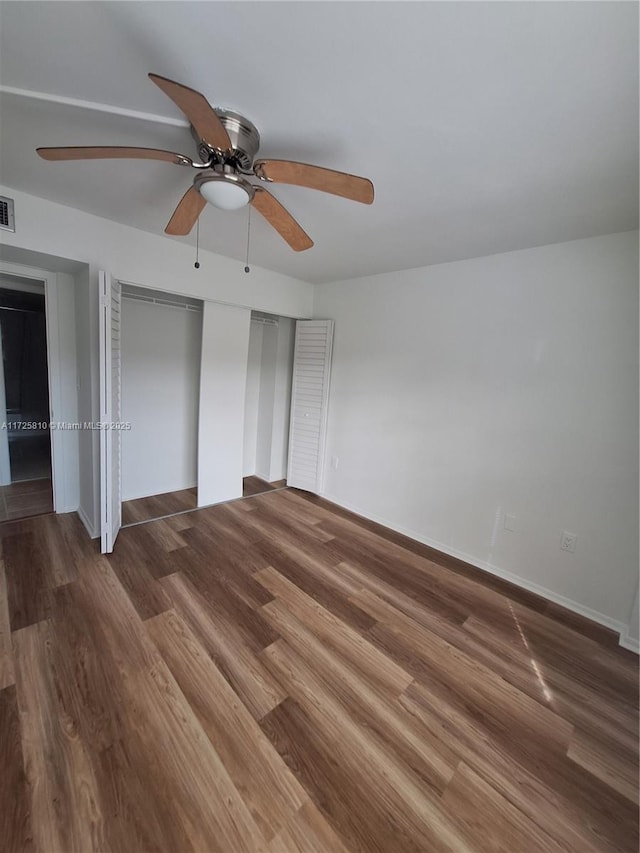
(121, 298, 201, 501)
(256, 323, 278, 480)
(243, 321, 264, 477)
(270, 317, 295, 481)
(198, 302, 251, 507)
(314, 231, 639, 634)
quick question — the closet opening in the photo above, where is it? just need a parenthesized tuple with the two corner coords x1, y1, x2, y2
(120, 285, 202, 526)
(243, 311, 295, 497)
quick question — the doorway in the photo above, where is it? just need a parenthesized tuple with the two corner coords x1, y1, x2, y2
(119, 284, 202, 527)
(0, 280, 53, 521)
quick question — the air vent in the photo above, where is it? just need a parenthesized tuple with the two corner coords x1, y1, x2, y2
(0, 196, 15, 232)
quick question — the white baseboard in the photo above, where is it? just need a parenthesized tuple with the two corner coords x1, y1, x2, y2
(320, 491, 634, 651)
(77, 504, 99, 539)
(619, 634, 640, 654)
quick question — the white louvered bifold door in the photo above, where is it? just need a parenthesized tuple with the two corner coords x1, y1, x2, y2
(99, 270, 122, 553)
(287, 320, 334, 493)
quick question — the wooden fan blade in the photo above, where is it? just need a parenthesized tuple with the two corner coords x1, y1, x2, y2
(251, 187, 313, 252)
(36, 146, 192, 165)
(254, 159, 374, 204)
(165, 186, 206, 235)
(148, 74, 231, 151)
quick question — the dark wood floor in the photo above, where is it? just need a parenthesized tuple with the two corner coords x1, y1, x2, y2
(1, 489, 638, 852)
(122, 487, 198, 526)
(0, 477, 53, 522)
(243, 476, 287, 497)
(122, 479, 287, 526)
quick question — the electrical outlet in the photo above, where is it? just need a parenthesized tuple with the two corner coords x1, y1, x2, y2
(560, 531, 577, 553)
(504, 513, 517, 532)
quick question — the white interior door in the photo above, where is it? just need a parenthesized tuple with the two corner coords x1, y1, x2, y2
(99, 270, 122, 553)
(287, 319, 334, 493)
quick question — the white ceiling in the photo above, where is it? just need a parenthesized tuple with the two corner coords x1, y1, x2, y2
(0, 1, 637, 284)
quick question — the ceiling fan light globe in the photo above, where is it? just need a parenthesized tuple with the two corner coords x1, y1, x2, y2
(199, 178, 252, 210)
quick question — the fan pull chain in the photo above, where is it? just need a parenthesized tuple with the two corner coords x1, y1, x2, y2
(244, 206, 251, 274)
(194, 218, 200, 269)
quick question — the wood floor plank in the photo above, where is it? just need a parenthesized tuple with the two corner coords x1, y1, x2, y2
(138, 517, 188, 553)
(168, 540, 279, 651)
(543, 600, 621, 647)
(47, 565, 201, 852)
(464, 601, 639, 705)
(0, 685, 33, 852)
(326, 533, 471, 624)
(105, 533, 173, 621)
(121, 488, 197, 526)
(401, 681, 639, 852)
(48, 577, 132, 753)
(0, 556, 15, 688)
(255, 565, 413, 696)
(261, 695, 391, 853)
(355, 588, 574, 754)
(4, 532, 51, 631)
(146, 609, 307, 841)
(567, 727, 639, 805)
(235, 494, 337, 546)
(253, 537, 376, 633)
(460, 613, 639, 754)
(161, 572, 286, 720)
(177, 523, 275, 610)
(96, 736, 186, 853)
(243, 476, 276, 497)
(65, 557, 270, 853)
(34, 515, 78, 588)
(56, 511, 101, 568)
(260, 639, 472, 852)
(163, 511, 197, 532)
(13, 621, 108, 853)
(441, 761, 566, 853)
(260, 598, 459, 794)
(199, 502, 267, 548)
(337, 556, 468, 630)
(266, 798, 352, 853)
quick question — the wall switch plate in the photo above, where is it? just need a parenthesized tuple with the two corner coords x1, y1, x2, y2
(331, 456, 339, 471)
(504, 513, 517, 532)
(560, 531, 577, 552)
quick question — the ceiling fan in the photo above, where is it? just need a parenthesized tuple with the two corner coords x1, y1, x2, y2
(36, 74, 374, 252)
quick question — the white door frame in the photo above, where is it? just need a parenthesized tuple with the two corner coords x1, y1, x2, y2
(99, 270, 122, 553)
(0, 261, 65, 511)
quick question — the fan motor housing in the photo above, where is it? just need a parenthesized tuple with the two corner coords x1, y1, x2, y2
(192, 109, 260, 171)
